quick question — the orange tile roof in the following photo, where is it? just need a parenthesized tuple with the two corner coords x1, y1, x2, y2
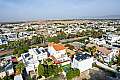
(53, 44, 65, 51)
(49, 43, 65, 51)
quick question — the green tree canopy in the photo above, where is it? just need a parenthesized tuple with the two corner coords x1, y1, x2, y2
(38, 64, 44, 76)
(26, 28, 35, 31)
(15, 62, 25, 73)
(47, 37, 60, 43)
(66, 68, 80, 80)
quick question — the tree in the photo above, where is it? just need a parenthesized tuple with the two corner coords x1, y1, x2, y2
(66, 68, 80, 80)
(85, 46, 97, 56)
(76, 31, 86, 37)
(116, 54, 120, 66)
(90, 46, 97, 56)
(67, 52, 71, 56)
(47, 37, 60, 43)
(38, 64, 44, 76)
(46, 58, 53, 65)
(0, 77, 2, 80)
(65, 44, 74, 50)
(26, 28, 35, 31)
(57, 31, 67, 40)
(31, 36, 42, 44)
(13, 48, 19, 55)
(90, 30, 103, 38)
(15, 62, 25, 73)
(28, 76, 32, 80)
(57, 34, 66, 40)
(74, 68, 80, 76)
(67, 34, 76, 38)
(116, 27, 120, 31)
(43, 64, 62, 78)
(66, 69, 74, 80)
(2, 76, 12, 80)
(12, 41, 29, 56)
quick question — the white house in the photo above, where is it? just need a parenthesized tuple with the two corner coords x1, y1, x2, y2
(4, 62, 14, 76)
(29, 47, 48, 61)
(18, 52, 39, 74)
(18, 47, 48, 74)
(90, 38, 106, 46)
(104, 48, 119, 63)
(71, 52, 93, 72)
(105, 33, 120, 43)
(14, 74, 23, 80)
(3, 33, 18, 41)
(48, 43, 71, 65)
(0, 56, 14, 77)
(0, 71, 6, 79)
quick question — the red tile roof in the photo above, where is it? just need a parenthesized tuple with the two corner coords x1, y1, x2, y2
(49, 43, 65, 51)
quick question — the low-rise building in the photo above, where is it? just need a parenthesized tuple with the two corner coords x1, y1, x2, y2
(14, 74, 23, 80)
(48, 43, 71, 65)
(71, 52, 93, 72)
(18, 52, 39, 74)
(29, 47, 48, 61)
(18, 47, 48, 74)
(0, 38, 8, 45)
(104, 33, 120, 43)
(0, 71, 6, 79)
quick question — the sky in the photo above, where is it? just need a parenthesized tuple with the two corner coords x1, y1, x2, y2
(0, 0, 120, 22)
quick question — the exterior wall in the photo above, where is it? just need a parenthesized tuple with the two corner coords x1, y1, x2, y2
(48, 46, 66, 59)
(61, 61, 71, 66)
(26, 65, 35, 74)
(37, 52, 48, 60)
(29, 49, 38, 61)
(107, 34, 120, 43)
(48, 46, 56, 55)
(14, 74, 23, 80)
(0, 39, 2, 45)
(29, 48, 48, 61)
(53, 50, 66, 58)
(72, 57, 93, 72)
(106, 49, 120, 62)
(7, 68, 14, 76)
(0, 72, 6, 78)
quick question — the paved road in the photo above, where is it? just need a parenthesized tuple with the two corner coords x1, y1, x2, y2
(0, 49, 13, 56)
(60, 36, 88, 43)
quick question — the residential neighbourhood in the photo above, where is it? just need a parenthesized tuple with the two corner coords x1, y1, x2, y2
(0, 19, 120, 80)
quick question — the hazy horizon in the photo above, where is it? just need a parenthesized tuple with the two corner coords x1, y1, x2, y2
(0, 0, 120, 22)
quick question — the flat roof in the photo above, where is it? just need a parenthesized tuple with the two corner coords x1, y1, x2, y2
(75, 52, 91, 61)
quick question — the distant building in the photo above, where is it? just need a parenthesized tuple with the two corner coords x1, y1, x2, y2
(0, 38, 8, 45)
(103, 48, 119, 63)
(3, 33, 18, 41)
(104, 33, 120, 43)
(90, 38, 106, 46)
